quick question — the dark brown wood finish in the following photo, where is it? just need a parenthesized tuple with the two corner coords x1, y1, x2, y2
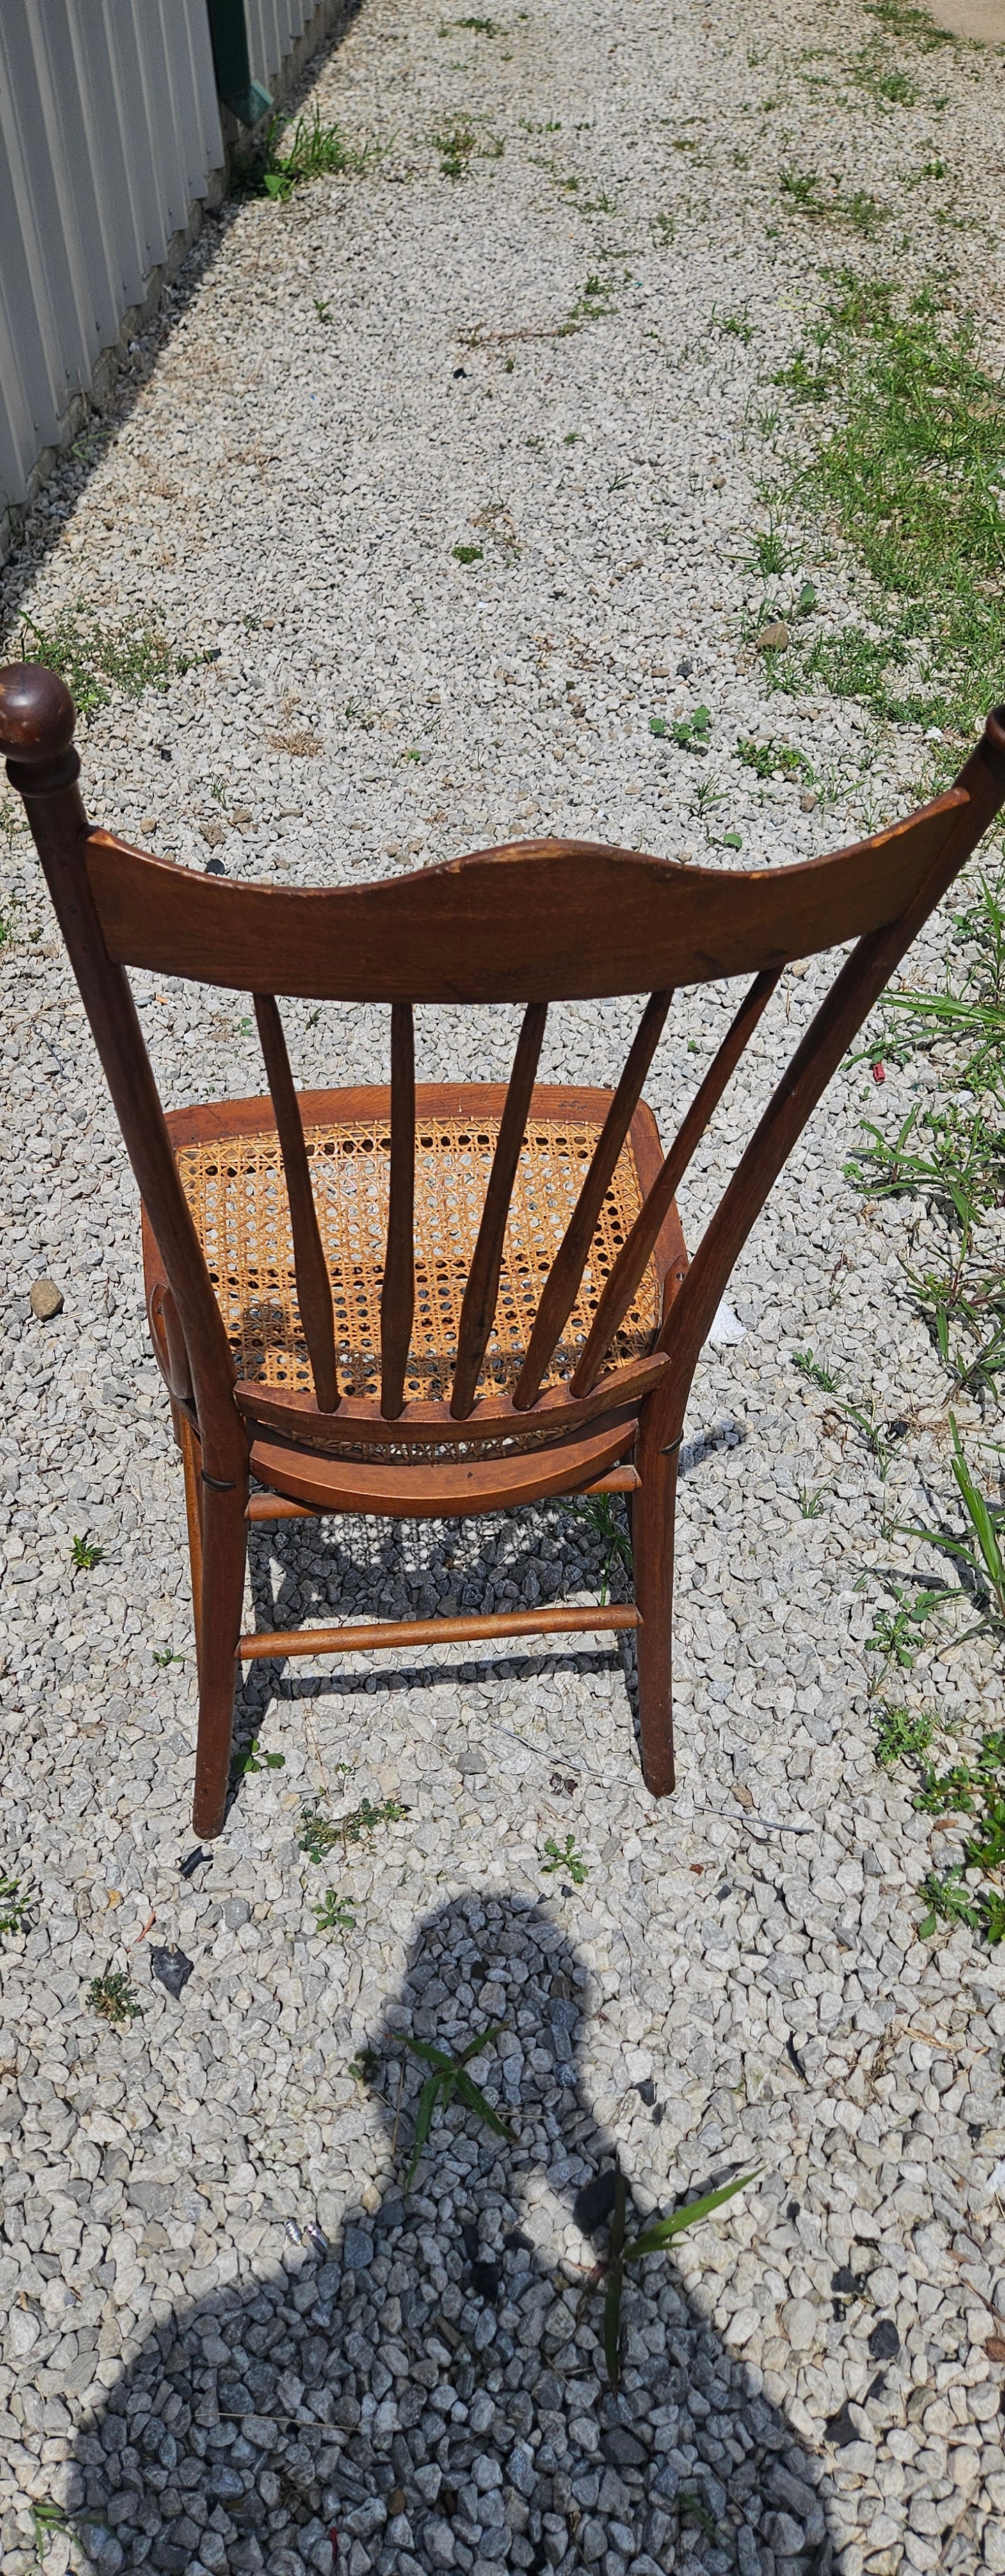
(84, 794, 969, 999)
(3, 653, 1004, 1840)
(252, 992, 339, 1413)
(380, 1002, 416, 1418)
(513, 987, 673, 1410)
(571, 967, 780, 1396)
(449, 1001, 547, 1418)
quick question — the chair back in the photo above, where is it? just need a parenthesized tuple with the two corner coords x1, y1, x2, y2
(3, 664, 1004, 1473)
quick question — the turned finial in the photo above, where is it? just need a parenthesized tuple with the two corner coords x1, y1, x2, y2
(0, 662, 77, 770)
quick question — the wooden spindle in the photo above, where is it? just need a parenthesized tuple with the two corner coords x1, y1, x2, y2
(513, 988, 672, 1410)
(253, 993, 339, 1413)
(380, 1001, 416, 1418)
(450, 1001, 547, 1419)
(570, 969, 780, 1397)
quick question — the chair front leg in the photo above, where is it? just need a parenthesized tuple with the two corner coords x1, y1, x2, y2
(192, 1471, 249, 1839)
(632, 1412, 680, 1796)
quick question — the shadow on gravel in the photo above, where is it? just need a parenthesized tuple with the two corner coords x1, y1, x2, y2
(231, 1505, 641, 1793)
(68, 1896, 837, 2576)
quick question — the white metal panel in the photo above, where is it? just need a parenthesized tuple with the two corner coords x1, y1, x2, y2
(245, 0, 315, 92)
(0, 0, 223, 520)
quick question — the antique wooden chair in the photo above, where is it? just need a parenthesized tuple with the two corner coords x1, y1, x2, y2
(3, 663, 1004, 1838)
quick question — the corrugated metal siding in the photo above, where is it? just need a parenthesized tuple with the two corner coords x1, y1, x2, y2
(244, 0, 319, 91)
(0, 0, 223, 518)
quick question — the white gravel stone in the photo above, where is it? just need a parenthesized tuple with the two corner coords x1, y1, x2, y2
(1, 3, 1005, 2576)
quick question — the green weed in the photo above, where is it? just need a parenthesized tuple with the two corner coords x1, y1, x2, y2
(902, 1414, 1005, 1633)
(401, 2023, 514, 2185)
(298, 1794, 408, 1864)
(453, 543, 483, 565)
(232, 1735, 286, 1779)
(433, 119, 479, 177)
(19, 610, 179, 721)
(566, 1491, 632, 1603)
(865, 1578, 947, 1668)
(671, 704, 711, 754)
(153, 1646, 183, 1669)
(542, 1833, 589, 1886)
(798, 1486, 825, 1518)
(865, 0, 956, 47)
(71, 1533, 102, 1571)
(86, 1969, 143, 2026)
(778, 170, 889, 236)
(260, 107, 369, 200)
(312, 1888, 357, 1936)
(738, 737, 813, 783)
(0, 1872, 30, 1934)
(874, 1703, 935, 1767)
(596, 2162, 758, 2393)
(793, 1347, 838, 1392)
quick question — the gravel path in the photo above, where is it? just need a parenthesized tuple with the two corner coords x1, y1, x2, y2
(2, 3, 1005, 2574)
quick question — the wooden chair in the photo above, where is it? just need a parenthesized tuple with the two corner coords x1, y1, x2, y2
(3, 663, 1004, 1839)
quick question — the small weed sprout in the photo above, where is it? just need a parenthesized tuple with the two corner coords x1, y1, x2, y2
(312, 1888, 357, 1936)
(87, 1969, 143, 2026)
(672, 704, 711, 753)
(153, 1646, 182, 1669)
(232, 1736, 286, 1779)
(595, 2162, 759, 2392)
(792, 1347, 838, 1393)
(452, 543, 483, 564)
(0, 1872, 30, 1934)
(350, 2045, 380, 2086)
(542, 1833, 589, 1886)
(401, 2023, 514, 2186)
(72, 1533, 103, 1571)
(798, 1486, 824, 1518)
(433, 120, 479, 178)
(865, 1579, 946, 1670)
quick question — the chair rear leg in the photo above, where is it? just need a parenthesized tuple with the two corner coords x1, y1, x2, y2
(633, 1432, 678, 1796)
(192, 1476, 249, 1840)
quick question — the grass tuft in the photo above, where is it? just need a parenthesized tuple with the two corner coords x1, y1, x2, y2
(259, 106, 370, 200)
(775, 275, 1005, 732)
(17, 610, 184, 721)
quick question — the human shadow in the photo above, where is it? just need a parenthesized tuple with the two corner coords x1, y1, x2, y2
(69, 1895, 837, 2576)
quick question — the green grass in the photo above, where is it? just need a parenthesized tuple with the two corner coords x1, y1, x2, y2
(71, 1533, 103, 1571)
(259, 106, 369, 200)
(778, 170, 889, 236)
(737, 737, 813, 783)
(775, 275, 1005, 732)
(875, 1699, 1005, 1943)
(298, 1793, 408, 1863)
(847, 856, 1005, 1396)
(17, 610, 183, 721)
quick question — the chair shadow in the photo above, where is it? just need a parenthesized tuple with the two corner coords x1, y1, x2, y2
(69, 1895, 837, 2576)
(230, 1500, 643, 1795)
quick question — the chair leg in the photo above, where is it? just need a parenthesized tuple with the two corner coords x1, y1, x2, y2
(172, 1404, 204, 1680)
(192, 1475, 249, 1841)
(632, 1432, 678, 1796)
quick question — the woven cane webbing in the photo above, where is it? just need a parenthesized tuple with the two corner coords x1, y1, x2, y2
(175, 1108, 659, 1409)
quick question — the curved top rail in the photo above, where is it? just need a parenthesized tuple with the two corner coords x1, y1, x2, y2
(83, 793, 967, 1003)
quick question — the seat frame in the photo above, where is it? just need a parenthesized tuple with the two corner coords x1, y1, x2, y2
(3, 659, 1004, 1839)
